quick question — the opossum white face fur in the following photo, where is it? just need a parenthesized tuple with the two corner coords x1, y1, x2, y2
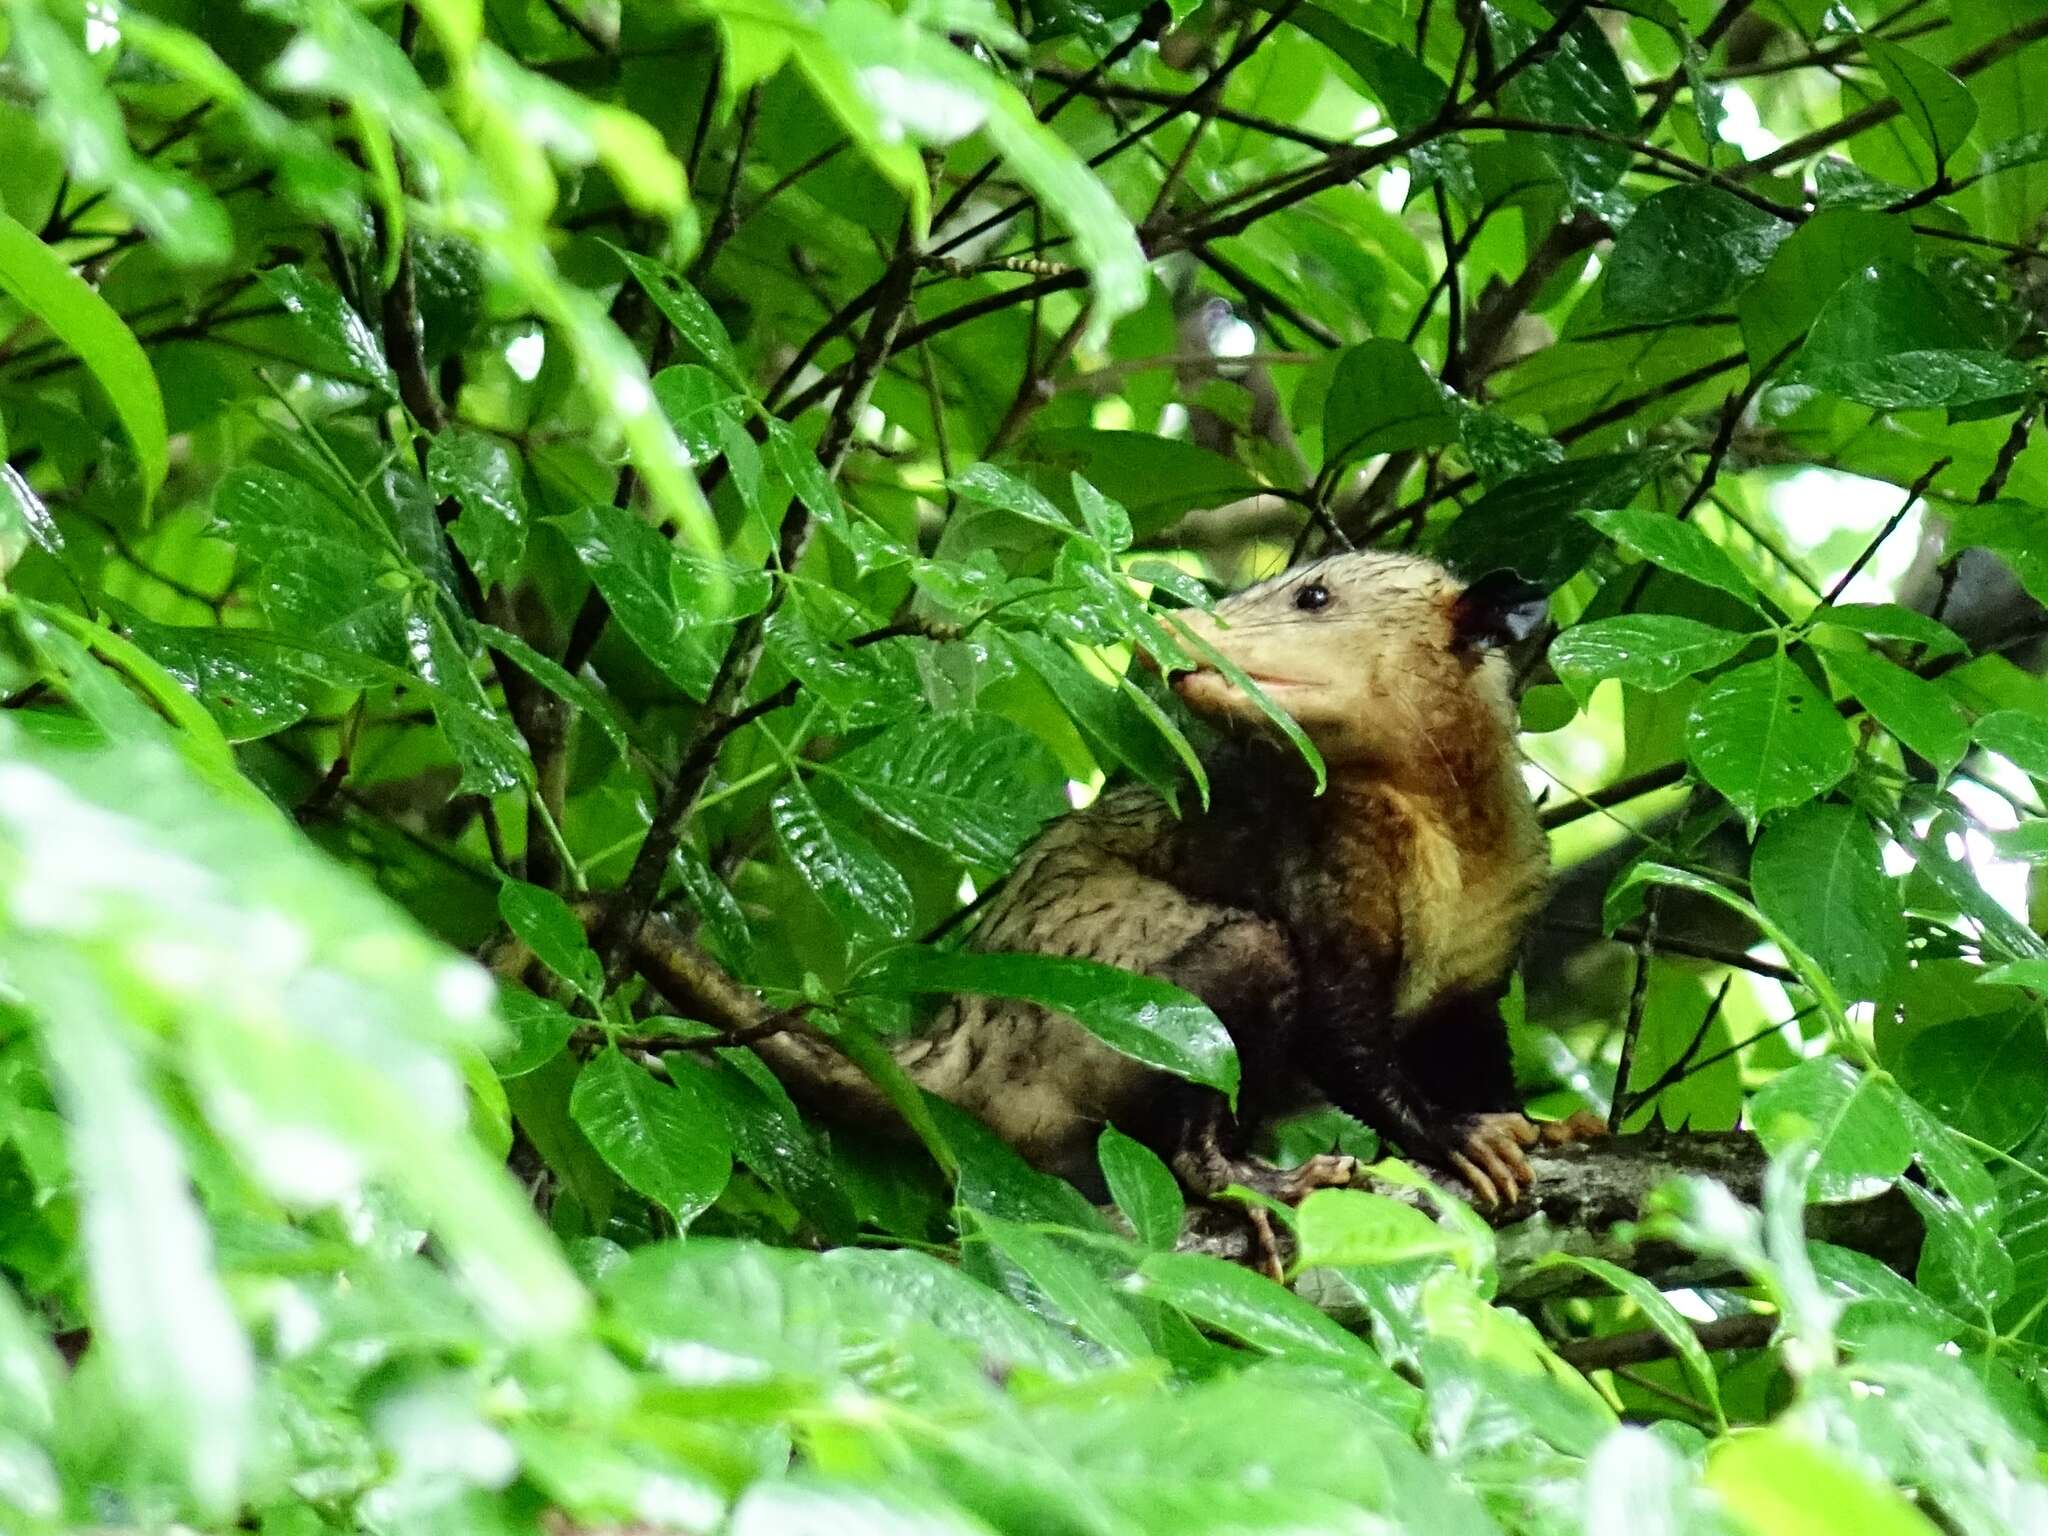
(1166, 552, 1545, 775)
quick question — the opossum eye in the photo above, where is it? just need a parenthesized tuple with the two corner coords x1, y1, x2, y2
(1294, 581, 1331, 612)
(1453, 570, 1546, 649)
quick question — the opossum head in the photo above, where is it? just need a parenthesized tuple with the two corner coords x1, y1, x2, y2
(1165, 553, 1543, 774)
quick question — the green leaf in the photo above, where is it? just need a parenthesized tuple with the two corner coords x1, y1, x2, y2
(950, 463, 1074, 533)
(1535, 1254, 1727, 1430)
(1867, 37, 1978, 167)
(1070, 474, 1133, 553)
(612, 248, 749, 392)
(1753, 804, 1902, 1001)
(1751, 1058, 1912, 1202)
(1794, 264, 2032, 410)
(428, 431, 530, 591)
(1488, 9, 1640, 205)
(1822, 647, 1971, 774)
(1551, 614, 1752, 699)
(1898, 1011, 2048, 1153)
(1738, 209, 1916, 371)
(765, 420, 914, 571)
(1321, 339, 1456, 471)
(1292, 1188, 1476, 1271)
(493, 987, 576, 1078)
(1705, 1427, 1943, 1536)
(653, 363, 749, 468)
(255, 265, 400, 398)
(771, 774, 914, 942)
(676, 1052, 857, 1244)
(1437, 451, 1655, 588)
(1013, 430, 1255, 539)
(547, 505, 766, 697)
(1605, 184, 1790, 325)
(30, 958, 255, 1517)
(762, 596, 921, 730)
(212, 466, 409, 654)
(819, 0, 1147, 345)
(856, 946, 1239, 1100)
(1685, 652, 1853, 827)
(474, 621, 632, 762)
(415, 604, 534, 796)
(1136, 1250, 1378, 1363)
(1287, 7, 1445, 130)
(569, 1048, 733, 1228)
(1005, 630, 1202, 813)
(1581, 508, 1761, 608)
(0, 210, 167, 508)
(498, 880, 603, 1006)
(1098, 1125, 1184, 1251)
(1606, 862, 1851, 1046)
(1975, 708, 2048, 778)
(6, 8, 232, 267)
(968, 1212, 1151, 1358)
(1814, 602, 1967, 659)
(828, 712, 1066, 869)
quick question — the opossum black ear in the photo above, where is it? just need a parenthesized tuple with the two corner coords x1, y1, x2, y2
(1453, 570, 1547, 649)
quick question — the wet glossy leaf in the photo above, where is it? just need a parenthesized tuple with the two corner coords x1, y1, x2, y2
(1795, 264, 2032, 410)
(770, 774, 914, 942)
(829, 711, 1066, 868)
(547, 505, 766, 697)
(1098, 1125, 1183, 1252)
(493, 987, 576, 1078)
(1751, 1058, 1913, 1202)
(256, 265, 399, 398)
(428, 431, 529, 591)
(498, 880, 603, 1006)
(1605, 184, 1790, 325)
(1753, 803, 1903, 1001)
(570, 1049, 732, 1228)
(1488, 9, 1639, 204)
(970, 1212, 1151, 1358)
(1686, 653, 1853, 826)
(1137, 1251, 1378, 1364)
(1551, 614, 1751, 699)
(1581, 507, 1760, 608)
(611, 250, 746, 388)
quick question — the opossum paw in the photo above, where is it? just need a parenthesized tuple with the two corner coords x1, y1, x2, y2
(1220, 1152, 1358, 1205)
(1274, 1152, 1360, 1201)
(1537, 1108, 1609, 1146)
(1446, 1112, 1539, 1208)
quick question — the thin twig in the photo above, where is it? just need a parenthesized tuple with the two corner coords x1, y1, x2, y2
(1610, 891, 1661, 1135)
(1824, 455, 1950, 605)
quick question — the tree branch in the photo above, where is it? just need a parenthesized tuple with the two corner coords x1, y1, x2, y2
(1737, 14, 2048, 179)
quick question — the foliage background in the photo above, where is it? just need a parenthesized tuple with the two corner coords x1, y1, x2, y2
(5, 0, 2048, 1530)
